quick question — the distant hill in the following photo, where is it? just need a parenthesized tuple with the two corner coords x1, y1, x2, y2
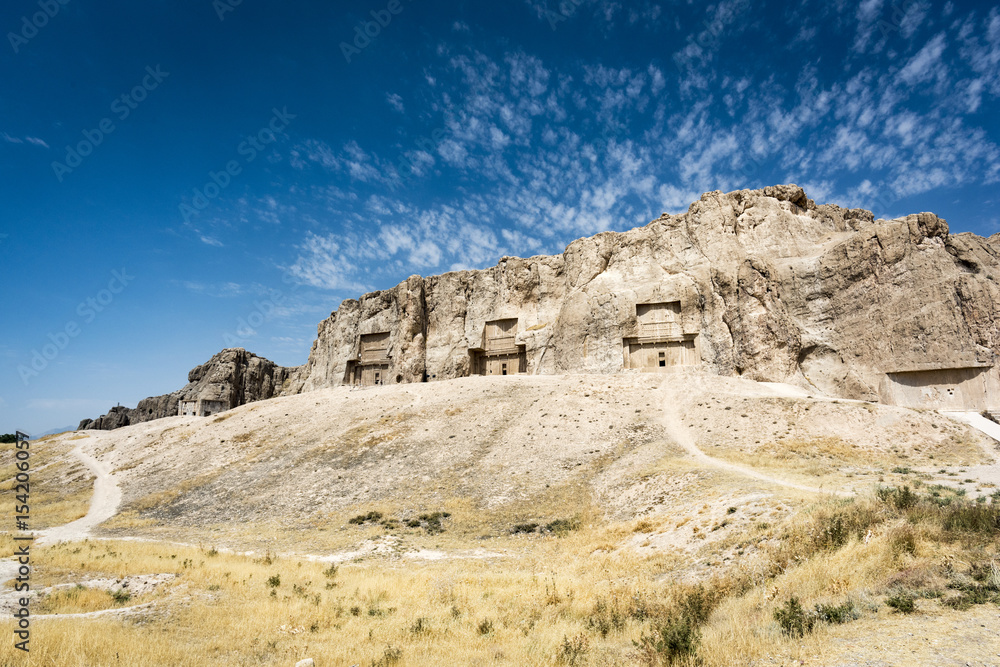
(33, 426, 76, 438)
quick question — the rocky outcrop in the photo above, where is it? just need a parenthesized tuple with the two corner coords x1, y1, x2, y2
(79, 349, 300, 430)
(81, 185, 1000, 429)
(291, 184, 1000, 401)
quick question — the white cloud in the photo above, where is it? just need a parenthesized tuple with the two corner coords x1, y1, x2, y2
(2, 133, 47, 148)
(898, 33, 948, 86)
(386, 92, 405, 113)
(279, 21, 1000, 290)
(287, 233, 369, 292)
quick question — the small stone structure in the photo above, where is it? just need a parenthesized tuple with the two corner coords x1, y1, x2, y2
(470, 319, 527, 376)
(879, 364, 1000, 412)
(178, 397, 227, 417)
(623, 301, 701, 371)
(346, 332, 393, 386)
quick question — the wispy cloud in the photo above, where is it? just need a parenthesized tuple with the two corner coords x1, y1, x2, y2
(259, 4, 1000, 290)
(3, 132, 48, 148)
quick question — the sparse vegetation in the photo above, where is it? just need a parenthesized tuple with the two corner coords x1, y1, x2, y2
(774, 597, 816, 637)
(885, 592, 916, 614)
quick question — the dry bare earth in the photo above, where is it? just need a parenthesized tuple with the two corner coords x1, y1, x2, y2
(1, 371, 998, 666)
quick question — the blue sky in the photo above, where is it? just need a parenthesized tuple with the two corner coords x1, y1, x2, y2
(1, 0, 998, 434)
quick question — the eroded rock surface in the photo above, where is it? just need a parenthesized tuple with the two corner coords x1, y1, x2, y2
(82, 185, 1000, 429)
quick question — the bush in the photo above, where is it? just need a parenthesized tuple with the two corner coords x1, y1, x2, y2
(349, 511, 384, 525)
(678, 585, 718, 626)
(422, 513, 448, 534)
(814, 600, 856, 624)
(266, 575, 281, 588)
(477, 618, 493, 635)
(110, 589, 131, 604)
(0, 434, 17, 444)
(942, 503, 1000, 534)
(545, 517, 581, 535)
(635, 616, 700, 665)
(816, 514, 850, 550)
(557, 633, 590, 665)
(885, 592, 915, 614)
(372, 646, 402, 666)
(774, 597, 815, 637)
(587, 597, 628, 637)
(876, 485, 918, 511)
(323, 563, 338, 579)
(512, 523, 539, 534)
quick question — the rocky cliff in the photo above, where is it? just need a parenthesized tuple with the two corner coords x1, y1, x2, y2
(292, 184, 1000, 400)
(81, 184, 1000, 430)
(79, 348, 300, 430)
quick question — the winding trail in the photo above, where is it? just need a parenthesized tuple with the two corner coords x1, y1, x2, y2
(35, 439, 122, 546)
(658, 380, 853, 497)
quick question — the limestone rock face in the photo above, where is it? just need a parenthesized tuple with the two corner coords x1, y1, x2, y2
(292, 185, 1000, 402)
(81, 185, 1000, 428)
(79, 349, 300, 430)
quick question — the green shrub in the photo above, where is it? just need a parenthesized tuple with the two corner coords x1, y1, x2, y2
(545, 517, 581, 535)
(349, 511, 384, 525)
(816, 514, 850, 550)
(266, 574, 281, 588)
(557, 633, 590, 665)
(877, 485, 918, 511)
(634, 616, 700, 665)
(942, 503, 1000, 533)
(372, 646, 402, 666)
(512, 523, 539, 534)
(774, 597, 815, 637)
(813, 600, 857, 624)
(885, 593, 915, 613)
(417, 511, 450, 534)
(679, 585, 718, 626)
(587, 597, 627, 637)
(477, 618, 493, 635)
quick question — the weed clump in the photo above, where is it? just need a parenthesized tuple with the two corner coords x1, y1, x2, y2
(545, 517, 581, 535)
(634, 616, 700, 665)
(885, 592, 916, 614)
(774, 597, 815, 637)
(557, 633, 589, 665)
(349, 511, 384, 525)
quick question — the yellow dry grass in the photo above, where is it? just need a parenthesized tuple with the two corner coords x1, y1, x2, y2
(0, 439, 93, 530)
(1, 487, 997, 666)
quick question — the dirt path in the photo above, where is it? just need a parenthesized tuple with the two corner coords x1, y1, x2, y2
(658, 381, 852, 497)
(36, 440, 121, 547)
